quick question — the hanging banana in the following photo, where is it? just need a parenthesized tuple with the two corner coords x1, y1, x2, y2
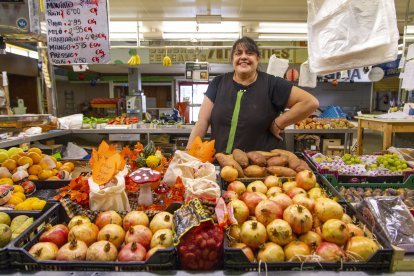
(127, 54, 141, 66)
(162, 55, 172, 67)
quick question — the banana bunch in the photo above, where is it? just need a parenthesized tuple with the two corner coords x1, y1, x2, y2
(163, 55, 172, 67)
(127, 54, 141, 66)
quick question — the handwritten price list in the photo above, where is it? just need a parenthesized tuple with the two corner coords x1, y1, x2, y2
(44, 0, 110, 64)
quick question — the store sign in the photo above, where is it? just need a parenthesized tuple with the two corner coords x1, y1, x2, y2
(323, 68, 371, 82)
(373, 59, 400, 77)
(185, 62, 209, 81)
(44, 0, 110, 65)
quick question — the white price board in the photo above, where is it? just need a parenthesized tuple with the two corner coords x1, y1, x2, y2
(44, 0, 110, 65)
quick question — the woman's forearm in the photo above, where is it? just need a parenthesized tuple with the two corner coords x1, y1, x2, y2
(186, 120, 210, 149)
(275, 99, 319, 129)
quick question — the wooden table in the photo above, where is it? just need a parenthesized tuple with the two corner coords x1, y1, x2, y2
(355, 116, 414, 154)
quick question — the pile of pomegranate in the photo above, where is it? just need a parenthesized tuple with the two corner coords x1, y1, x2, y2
(225, 170, 380, 263)
(27, 210, 174, 262)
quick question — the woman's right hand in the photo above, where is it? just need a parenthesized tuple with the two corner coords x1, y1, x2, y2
(270, 120, 284, 141)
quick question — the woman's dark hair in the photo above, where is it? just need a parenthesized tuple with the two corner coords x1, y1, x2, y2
(230, 36, 260, 61)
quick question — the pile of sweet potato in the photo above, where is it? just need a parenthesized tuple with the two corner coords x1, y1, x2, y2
(215, 149, 310, 178)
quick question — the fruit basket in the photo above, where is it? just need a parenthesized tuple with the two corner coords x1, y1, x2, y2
(0, 202, 58, 269)
(8, 203, 178, 271)
(223, 200, 393, 272)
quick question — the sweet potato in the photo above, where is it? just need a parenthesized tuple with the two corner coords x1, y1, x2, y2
(267, 166, 297, 177)
(215, 153, 244, 177)
(255, 151, 281, 159)
(243, 165, 267, 177)
(287, 156, 301, 170)
(295, 160, 311, 172)
(247, 151, 267, 167)
(267, 155, 288, 167)
(232, 149, 249, 168)
(270, 149, 298, 160)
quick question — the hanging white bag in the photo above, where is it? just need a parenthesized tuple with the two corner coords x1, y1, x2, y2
(88, 167, 131, 212)
(298, 60, 317, 88)
(307, 0, 399, 74)
(266, 54, 289, 78)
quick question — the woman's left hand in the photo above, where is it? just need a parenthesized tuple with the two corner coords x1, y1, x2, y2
(270, 120, 284, 141)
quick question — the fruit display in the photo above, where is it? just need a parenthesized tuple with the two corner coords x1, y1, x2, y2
(338, 187, 414, 209)
(311, 153, 413, 177)
(216, 148, 311, 180)
(225, 170, 382, 265)
(0, 213, 34, 248)
(295, 118, 355, 129)
(0, 181, 46, 210)
(26, 209, 173, 262)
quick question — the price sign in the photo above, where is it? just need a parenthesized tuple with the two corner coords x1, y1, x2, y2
(185, 62, 209, 81)
(44, 0, 110, 65)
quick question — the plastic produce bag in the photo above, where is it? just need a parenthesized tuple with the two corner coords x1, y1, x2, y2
(307, 0, 398, 74)
(298, 60, 317, 88)
(63, 142, 89, 159)
(266, 54, 289, 78)
(88, 167, 130, 212)
(58, 114, 84, 129)
(387, 147, 414, 166)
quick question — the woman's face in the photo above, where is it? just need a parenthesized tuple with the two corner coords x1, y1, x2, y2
(232, 44, 259, 76)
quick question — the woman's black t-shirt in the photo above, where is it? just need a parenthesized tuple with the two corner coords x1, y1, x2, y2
(205, 71, 293, 153)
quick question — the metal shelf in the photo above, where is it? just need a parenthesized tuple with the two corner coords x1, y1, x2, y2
(0, 130, 71, 148)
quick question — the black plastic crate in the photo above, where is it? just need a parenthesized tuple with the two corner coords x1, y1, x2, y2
(224, 200, 393, 272)
(0, 202, 57, 269)
(9, 204, 178, 271)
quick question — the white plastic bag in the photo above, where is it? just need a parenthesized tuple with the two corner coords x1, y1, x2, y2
(58, 114, 84, 129)
(307, 0, 398, 75)
(63, 142, 88, 159)
(266, 55, 289, 78)
(88, 167, 130, 212)
(298, 61, 317, 88)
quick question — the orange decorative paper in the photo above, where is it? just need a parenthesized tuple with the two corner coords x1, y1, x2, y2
(91, 141, 126, 185)
(187, 136, 215, 163)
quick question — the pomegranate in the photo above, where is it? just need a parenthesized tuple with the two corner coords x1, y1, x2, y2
(284, 241, 311, 261)
(227, 199, 249, 225)
(231, 242, 255, 262)
(240, 220, 267, 249)
(118, 242, 146, 262)
(145, 245, 164, 261)
(56, 240, 88, 261)
(283, 204, 313, 235)
(321, 219, 350, 246)
(347, 223, 364, 237)
(246, 180, 267, 194)
(240, 192, 266, 215)
(97, 224, 126, 249)
(341, 213, 353, 224)
(125, 225, 152, 249)
(68, 222, 99, 246)
(315, 198, 344, 222)
(220, 165, 238, 182)
(299, 231, 322, 250)
(316, 242, 345, 262)
(123, 211, 149, 231)
(39, 224, 69, 248)
(150, 229, 173, 248)
(28, 242, 59, 260)
(266, 219, 293, 246)
(266, 186, 282, 197)
(307, 187, 326, 200)
(268, 193, 293, 210)
(264, 175, 281, 189)
(292, 194, 315, 212)
(86, 241, 118, 261)
(257, 242, 285, 262)
(223, 190, 238, 200)
(286, 187, 307, 199)
(228, 224, 241, 242)
(149, 212, 173, 233)
(254, 199, 282, 226)
(227, 180, 246, 196)
(282, 181, 297, 192)
(68, 215, 90, 230)
(95, 210, 123, 229)
(345, 236, 379, 261)
(296, 170, 316, 191)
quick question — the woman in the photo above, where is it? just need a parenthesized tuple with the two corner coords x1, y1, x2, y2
(187, 36, 319, 153)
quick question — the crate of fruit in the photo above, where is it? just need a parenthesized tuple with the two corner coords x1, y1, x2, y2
(8, 203, 178, 271)
(0, 202, 57, 269)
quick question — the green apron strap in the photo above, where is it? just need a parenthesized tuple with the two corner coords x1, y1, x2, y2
(225, 89, 245, 154)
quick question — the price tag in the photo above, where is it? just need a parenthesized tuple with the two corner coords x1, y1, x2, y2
(44, 0, 110, 65)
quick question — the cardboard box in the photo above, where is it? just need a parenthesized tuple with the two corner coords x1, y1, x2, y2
(326, 145, 345, 156)
(322, 139, 341, 154)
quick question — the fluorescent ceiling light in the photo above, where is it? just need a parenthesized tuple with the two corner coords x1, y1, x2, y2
(405, 35, 414, 41)
(258, 33, 308, 41)
(258, 22, 308, 34)
(161, 21, 239, 33)
(6, 44, 38, 59)
(163, 32, 239, 40)
(407, 25, 414, 34)
(109, 21, 143, 32)
(109, 33, 143, 40)
(196, 15, 222, 24)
